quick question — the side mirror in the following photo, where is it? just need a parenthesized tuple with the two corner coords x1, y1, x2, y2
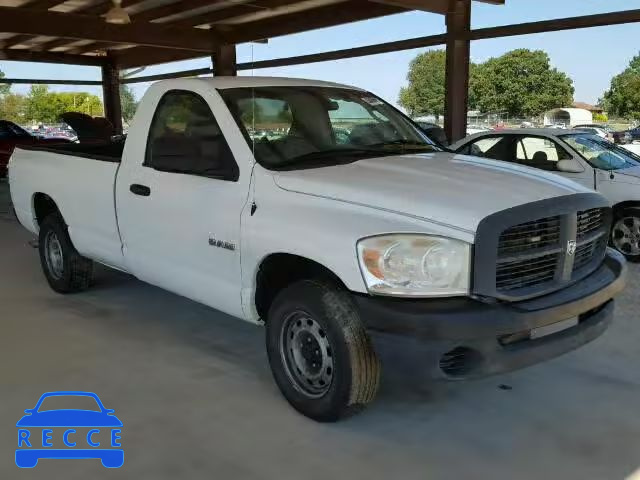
(557, 159, 584, 173)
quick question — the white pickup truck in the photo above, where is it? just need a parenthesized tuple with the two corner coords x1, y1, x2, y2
(9, 77, 627, 421)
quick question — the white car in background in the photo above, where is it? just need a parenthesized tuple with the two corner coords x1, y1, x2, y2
(452, 128, 640, 261)
(573, 125, 609, 140)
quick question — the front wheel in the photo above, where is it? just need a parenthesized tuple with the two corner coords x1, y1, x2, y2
(266, 280, 380, 422)
(611, 208, 640, 262)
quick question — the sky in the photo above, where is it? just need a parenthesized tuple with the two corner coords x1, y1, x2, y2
(0, 0, 639, 108)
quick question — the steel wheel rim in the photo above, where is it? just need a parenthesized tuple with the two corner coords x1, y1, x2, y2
(280, 311, 334, 398)
(612, 216, 640, 256)
(44, 230, 64, 279)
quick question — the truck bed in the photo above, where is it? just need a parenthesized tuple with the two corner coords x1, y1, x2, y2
(17, 140, 125, 163)
(9, 143, 125, 270)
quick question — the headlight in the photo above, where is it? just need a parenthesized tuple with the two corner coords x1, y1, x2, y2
(356, 234, 471, 297)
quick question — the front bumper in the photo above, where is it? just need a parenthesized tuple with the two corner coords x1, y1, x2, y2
(353, 249, 627, 379)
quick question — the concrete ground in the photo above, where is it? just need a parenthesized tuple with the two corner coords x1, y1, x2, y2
(1, 178, 639, 480)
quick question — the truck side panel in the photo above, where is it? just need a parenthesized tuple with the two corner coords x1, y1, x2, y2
(9, 148, 125, 270)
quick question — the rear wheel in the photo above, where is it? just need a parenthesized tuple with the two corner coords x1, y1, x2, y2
(266, 279, 380, 422)
(38, 213, 94, 293)
(611, 208, 640, 262)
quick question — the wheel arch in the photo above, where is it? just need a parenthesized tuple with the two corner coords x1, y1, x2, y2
(32, 192, 61, 227)
(254, 253, 349, 321)
(612, 200, 640, 215)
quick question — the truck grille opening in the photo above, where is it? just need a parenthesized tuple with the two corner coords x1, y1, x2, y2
(577, 208, 605, 240)
(497, 216, 561, 256)
(496, 252, 558, 291)
(573, 237, 606, 272)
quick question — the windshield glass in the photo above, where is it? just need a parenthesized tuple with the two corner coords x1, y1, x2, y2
(561, 133, 640, 170)
(218, 86, 439, 169)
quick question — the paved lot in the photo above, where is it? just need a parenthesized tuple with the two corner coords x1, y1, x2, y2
(1, 178, 639, 479)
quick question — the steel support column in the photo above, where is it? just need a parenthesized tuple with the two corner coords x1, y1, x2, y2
(101, 57, 123, 135)
(444, 0, 471, 143)
(212, 45, 237, 76)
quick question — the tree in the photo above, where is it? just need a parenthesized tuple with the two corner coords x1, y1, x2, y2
(470, 49, 574, 117)
(399, 49, 572, 119)
(603, 53, 640, 120)
(0, 69, 9, 96)
(0, 93, 27, 123)
(120, 85, 138, 123)
(398, 50, 447, 118)
(23, 85, 103, 123)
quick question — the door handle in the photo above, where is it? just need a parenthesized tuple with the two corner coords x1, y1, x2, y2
(130, 184, 151, 196)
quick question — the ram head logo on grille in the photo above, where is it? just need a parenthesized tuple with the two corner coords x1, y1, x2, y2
(567, 240, 577, 256)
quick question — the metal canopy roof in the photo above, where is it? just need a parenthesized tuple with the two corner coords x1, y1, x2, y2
(0, 0, 502, 68)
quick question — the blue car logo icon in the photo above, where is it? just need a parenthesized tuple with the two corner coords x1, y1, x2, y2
(16, 391, 123, 468)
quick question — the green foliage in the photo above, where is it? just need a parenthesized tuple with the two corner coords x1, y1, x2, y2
(398, 50, 447, 118)
(120, 85, 138, 123)
(603, 53, 640, 120)
(0, 93, 26, 123)
(399, 48, 574, 118)
(593, 112, 608, 122)
(1, 85, 104, 124)
(0, 69, 9, 96)
(470, 49, 573, 117)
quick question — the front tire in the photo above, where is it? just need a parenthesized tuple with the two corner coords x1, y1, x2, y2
(38, 213, 94, 293)
(611, 208, 640, 262)
(266, 280, 380, 422)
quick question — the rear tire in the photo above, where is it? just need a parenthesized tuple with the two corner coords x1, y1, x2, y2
(38, 213, 94, 293)
(611, 208, 640, 263)
(266, 279, 380, 422)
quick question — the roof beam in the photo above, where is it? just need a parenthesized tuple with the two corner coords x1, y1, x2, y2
(36, 1, 141, 52)
(115, 1, 405, 67)
(1, 0, 68, 46)
(168, 0, 304, 28)
(222, 1, 405, 44)
(114, 47, 208, 69)
(367, 0, 448, 14)
(0, 77, 102, 85)
(0, 49, 103, 65)
(470, 8, 640, 39)
(79, 0, 141, 17)
(68, 42, 124, 55)
(0, 7, 217, 51)
(133, 0, 222, 23)
(19, 0, 66, 9)
(0, 34, 36, 49)
(237, 32, 447, 69)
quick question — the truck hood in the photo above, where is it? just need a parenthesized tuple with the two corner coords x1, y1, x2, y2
(273, 152, 591, 233)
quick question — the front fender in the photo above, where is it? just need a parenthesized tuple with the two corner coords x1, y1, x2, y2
(240, 174, 474, 322)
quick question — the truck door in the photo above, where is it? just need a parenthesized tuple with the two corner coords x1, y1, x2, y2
(116, 88, 249, 318)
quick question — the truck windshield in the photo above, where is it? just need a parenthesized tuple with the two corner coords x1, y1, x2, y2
(561, 133, 640, 170)
(218, 86, 439, 169)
